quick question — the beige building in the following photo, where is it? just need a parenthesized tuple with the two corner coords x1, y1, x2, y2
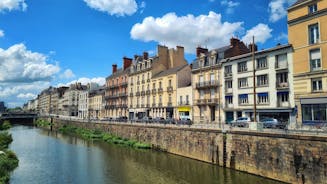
(128, 45, 187, 119)
(191, 38, 250, 124)
(37, 87, 53, 115)
(176, 85, 193, 120)
(151, 64, 191, 119)
(58, 83, 87, 116)
(288, 0, 327, 126)
(89, 87, 105, 119)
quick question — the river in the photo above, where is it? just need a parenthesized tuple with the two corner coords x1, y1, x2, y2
(9, 126, 283, 184)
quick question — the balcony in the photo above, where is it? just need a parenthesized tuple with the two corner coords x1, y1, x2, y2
(136, 91, 140, 96)
(137, 81, 140, 85)
(130, 82, 134, 86)
(196, 80, 219, 89)
(129, 92, 134, 97)
(167, 102, 173, 107)
(178, 101, 190, 106)
(158, 88, 163, 93)
(119, 93, 127, 97)
(225, 88, 233, 94)
(146, 90, 151, 95)
(195, 99, 206, 105)
(224, 73, 232, 78)
(146, 104, 150, 108)
(121, 82, 128, 87)
(167, 86, 173, 93)
(276, 82, 289, 89)
(147, 79, 150, 83)
(158, 103, 163, 107)
(122, 104, 128, 108)
(277, 101, 290, 108)
(207, 98, 219, 105)
(275, 61, 288, 71)
(142, 80, 145, 84)
(141, 91, 145, 96)
(152, 89, 157, 94)
(152, 103, 156, 107)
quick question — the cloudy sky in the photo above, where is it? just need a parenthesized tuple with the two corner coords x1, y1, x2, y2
(0, 0, 295, 107)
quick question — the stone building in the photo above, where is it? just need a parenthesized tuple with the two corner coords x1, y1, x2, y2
(191, 38, 250, 124)
(37, 87, 54, 115)
(89, 87, 105, 119)
(151, 64, 191, 119)
(176, 85, 193, 120)
(27, 99, 38, 112)
(78, 83, 100, 119)
(58, 83, 87, 116)
(221, 44, 295, 125)
(128, 45, 187, 120)
(105, 57, 132, 119)
(288, 0, 327, 126)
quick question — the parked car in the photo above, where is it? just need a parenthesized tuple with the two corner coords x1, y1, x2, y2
(165, 118, 176, 124)
(116, 116, 128, 122)
(260, 118, 285, 129)
(177, 119, 192, 125)
(231, 117, 251, 127)
(153, 117, 165, 124)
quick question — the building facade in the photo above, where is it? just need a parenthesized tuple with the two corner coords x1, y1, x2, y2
(128, 45, 187, 120)
(221, 44, 296, 125)
(176, 86, 193, 120)
(58, 83, 86, 116)
(105, 57, 132, 119)
(191, 38, 250, 124)
(37, 87, 53, 115)
(89, 87, 105, 119)
(288, 0, 327, 126)
(78, 90, 89, 119)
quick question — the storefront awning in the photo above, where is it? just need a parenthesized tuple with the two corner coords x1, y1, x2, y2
(300, 97, 327, 105)
(178, 107, 191, 112)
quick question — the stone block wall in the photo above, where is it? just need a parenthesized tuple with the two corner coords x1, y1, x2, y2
(52, 119, 327, 184)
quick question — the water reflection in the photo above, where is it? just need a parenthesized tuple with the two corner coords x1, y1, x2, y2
(9, 126, 283, 184)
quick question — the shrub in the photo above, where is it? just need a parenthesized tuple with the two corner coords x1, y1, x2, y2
(0, 132, 13, 150)
(1, 121, 11, 130)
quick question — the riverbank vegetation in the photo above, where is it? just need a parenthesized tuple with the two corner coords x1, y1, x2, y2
(59, 125, 151, 149)
(0, 121, 19, 184)
(34, 119, 52, 127)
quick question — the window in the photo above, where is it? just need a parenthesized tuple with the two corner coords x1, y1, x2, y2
(277, 92, 289, 102)
(302, 104, 327, 124)
(238, 78, 248, 88)
(147, 73, 150, 80)
(159, 95, 162, 103)
(169, 79, 172, 87)
(159, 81, 162, 88)
(210, 89, 215, 99)
(186, 95, 189, 104)
(210, 73, 215, 81)
(153, 96, 156, 104)
(276, 54, 287, 69)
(180, 96, 182, 104)
(257, 75, 268, 86)
(258, 93, 269, 104)
(225, 65, 232, 74)
(239, 94, 248, 105)
(225, 80, 232, 89)
(153, 83, 156, 89)
(257, 57, 267, 69)
(310, 49, 321, 71)
(168, 94, 172, 103)
(309, 24, 319, 44)
(200, 90, 204, 99)
(308, 3, 317, 14)
(199, 75, 204, 83)
(225, 96, 233, 104)
(277, 72, 288, 84)
(312, 78, 322, 92)
(238, 61, 247, 72)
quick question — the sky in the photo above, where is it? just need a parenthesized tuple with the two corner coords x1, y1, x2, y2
(0, 0, 296, 107)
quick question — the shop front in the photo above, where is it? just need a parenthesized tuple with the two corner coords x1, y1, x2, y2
(177, 106, 191, 120)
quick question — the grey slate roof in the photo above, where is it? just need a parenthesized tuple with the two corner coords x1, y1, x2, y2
(152, 64, 189, 79)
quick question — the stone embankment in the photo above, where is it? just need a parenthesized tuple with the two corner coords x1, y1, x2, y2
(50, 118, 327, 184)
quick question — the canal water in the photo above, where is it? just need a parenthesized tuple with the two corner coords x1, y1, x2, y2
(9, 126, 283, 184)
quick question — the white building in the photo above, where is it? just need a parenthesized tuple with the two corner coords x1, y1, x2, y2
(221, 44, 296, 125)
(176, 85, 193, 120)
(78, 91, 89, 119)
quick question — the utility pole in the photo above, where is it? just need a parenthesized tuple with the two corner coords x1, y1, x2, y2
(252, 36, 257, 123)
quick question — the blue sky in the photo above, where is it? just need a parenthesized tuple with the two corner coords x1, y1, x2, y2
(0, 0, 295, 107)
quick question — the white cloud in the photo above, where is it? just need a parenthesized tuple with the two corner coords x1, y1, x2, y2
(242, 23, 273, 44)
(131, 11, 244, 53)
(0, 43, 60, 82)
(0, 81, 50, 98)
(0, 29, 4, 37)
(221, 0, 240, 14)
(57, 77, 106, 87)
(0, 0, 27, 12)
(275, 32, 288, 42)
(84, 0, 137, 16)
(60, 69, 75, 79)
(139, 1, 146, 14)
(17, 93, 37, 99)
(269, 0, 296, 22)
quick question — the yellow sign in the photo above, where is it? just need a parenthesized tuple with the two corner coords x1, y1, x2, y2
(178, 107, 191, 112)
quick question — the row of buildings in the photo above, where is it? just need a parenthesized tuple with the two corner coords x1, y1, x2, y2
(25, 0, 327, 128)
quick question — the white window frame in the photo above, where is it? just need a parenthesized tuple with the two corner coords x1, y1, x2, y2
(308, 23, 319, 44)
(238, 78, 248, 88)
(310, 49, 321, 71)
(312, 78, 322, 92)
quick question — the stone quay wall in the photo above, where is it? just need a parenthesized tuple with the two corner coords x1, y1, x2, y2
(51, 118, 327, 184)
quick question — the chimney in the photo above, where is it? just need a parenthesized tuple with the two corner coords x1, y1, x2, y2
(143, 52, 148, 60)
(248, 43, 258, 52)
(196, 47, 208, 57)
(123, 57, 132, 70)
(230, 37, 240, 47)
(112, 64, 117, 74)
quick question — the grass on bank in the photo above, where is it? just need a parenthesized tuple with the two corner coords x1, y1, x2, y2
(59, 125, 151, 149)
(0, 130, 19, 184)
(0, 121, 11, 131)
(34, 119, 52, 127)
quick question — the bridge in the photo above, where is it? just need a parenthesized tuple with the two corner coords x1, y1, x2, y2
(0, 112, 38, 125)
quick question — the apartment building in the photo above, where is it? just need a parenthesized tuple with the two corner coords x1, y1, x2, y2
(176, 85, 193, 120)
(50, 87, 68, 115)
(221, 44, 295, 125)
(288, 0, 327, 126)
(151, 64, 191, 119)
(128, 45, 187, 120)
(191, 38, 250, 124)
(37, 87, 53, 115)
(89, 87, 105, 119)
(78, 90, 89, 119)
(27, 99, 38, 112)
(105, 57, 132, 119)
(58, 83, 87, 116)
